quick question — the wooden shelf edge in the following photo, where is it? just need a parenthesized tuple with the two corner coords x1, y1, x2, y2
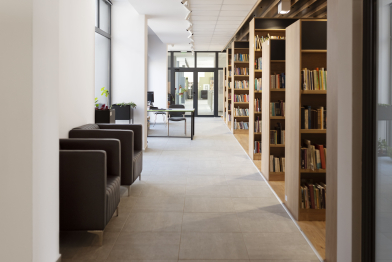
(301, 129, 327, 134)
(270, 144, 285, 147)
(301, 90, 327, 94)
(300, 169, 327, 173)
(301, 49, 327, 53)
(270, 89, 286, 92)
(270, 116, 285, 119)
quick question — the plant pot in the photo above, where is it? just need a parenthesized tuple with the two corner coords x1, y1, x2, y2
(95, 109, 115, 123)
(378, 105, 392, 120)
(111, 105, 134, 123)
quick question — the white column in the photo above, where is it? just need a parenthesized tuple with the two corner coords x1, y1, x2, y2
(112, 0, 148, 149)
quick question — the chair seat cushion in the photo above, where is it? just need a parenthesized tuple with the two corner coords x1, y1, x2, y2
(169, 117, 186, 121)
(133, 150, 143, 182)
(106, 176, 121, 223)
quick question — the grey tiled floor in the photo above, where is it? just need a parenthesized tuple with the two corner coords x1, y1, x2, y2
(60, 117, 319, 262)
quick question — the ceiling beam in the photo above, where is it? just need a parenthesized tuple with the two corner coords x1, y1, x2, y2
(287, 0, 317, 17)
(317, 10, 327, 18)
(302, 2, 327, 18)
(260, 0, 281, 17)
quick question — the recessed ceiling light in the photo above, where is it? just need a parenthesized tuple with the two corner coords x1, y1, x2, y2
(278, 0, 290, 14)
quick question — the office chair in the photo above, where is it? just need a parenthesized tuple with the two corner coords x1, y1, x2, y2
(168, 104, 186, 135)
(150, 106, 166, 127)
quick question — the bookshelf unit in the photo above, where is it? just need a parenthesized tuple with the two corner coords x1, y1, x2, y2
(248, 18, 296, 161)
(285, 19, 327, 221)
(223, 66, 227, 122)
(261, 39, 287, 181)
(226, 48, 232, 128)
(231, 41, 250, 134)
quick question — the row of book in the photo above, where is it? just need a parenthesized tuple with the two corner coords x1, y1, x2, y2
(270, 101, 285, 117)
(254, 141, 261, 154)
(234, 67, 249, 76)
(302, 68, 327, 90)
(234, 107, 249, 117)
(235, 80, 249, 89)
(301, 139, 327, 170)
(255, 57, 262, 70)
(234, 94, 249, 102)
(255, 78, 262, 91)
(255, 35, 268, 50)
(270, 122, 284, 144)
(301, 106, 326, 129)
(269, 155, 285, 173)
(234, 121, 249, 130)
(300, 182, 326, 209)
(234, 53, 249, 62)
(270, 73, 285, 89)
(255, 118, 261, 133)
(254, 98, 261, 112)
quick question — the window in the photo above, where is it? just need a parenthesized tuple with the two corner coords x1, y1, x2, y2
(174, 52, 195, 68)
(197, 52, 215, 68)
(95, 0, 111, 106)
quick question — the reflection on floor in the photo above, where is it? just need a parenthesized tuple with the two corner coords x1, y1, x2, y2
(60, 117, 319, 261)
(230, 127, 326, 260)
(184, 98, 213, 115)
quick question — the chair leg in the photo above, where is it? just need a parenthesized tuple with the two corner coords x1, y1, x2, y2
(127, 185, 132, 197)
(116, 207, 119, 217)
(139, 173, 141, 181)
(185, 119, 187, 135)
(153, 114, 157, 127)
(88, 230, 104, 246)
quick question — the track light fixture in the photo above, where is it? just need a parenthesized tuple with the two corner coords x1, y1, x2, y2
(186, 25, 193, 31)
(185, 11, 192, 20)
(278, 0, 290, 14)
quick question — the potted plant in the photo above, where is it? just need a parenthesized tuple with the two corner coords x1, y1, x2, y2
(111, 102, 137, 123)
(95, 88, 115, 123)
(378, 104, 392, 120)
(378, 138, 388, 156)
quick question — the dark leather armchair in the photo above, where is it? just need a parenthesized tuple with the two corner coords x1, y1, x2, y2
(59, 138, 121, 245)
(68, 124, 143, 196)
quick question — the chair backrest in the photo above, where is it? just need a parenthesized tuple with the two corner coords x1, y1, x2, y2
(169, 104, 185, 117)
(73, 124, 100, 130)
(150, 106, 158, 110)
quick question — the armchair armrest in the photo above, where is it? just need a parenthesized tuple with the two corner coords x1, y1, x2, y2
(98, 124, 143, 150)
(59, 150, 107, 231)
(60, 139, 121, 178)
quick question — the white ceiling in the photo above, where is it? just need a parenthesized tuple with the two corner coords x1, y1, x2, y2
(128, 0, 258, 51)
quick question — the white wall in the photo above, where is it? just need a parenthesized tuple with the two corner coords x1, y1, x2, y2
(1, 0, 61, 261)
(112, 0, 148, 148)
(59, 0, 95, 138)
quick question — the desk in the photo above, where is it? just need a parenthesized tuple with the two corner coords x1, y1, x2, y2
(147, 108, 195, 140)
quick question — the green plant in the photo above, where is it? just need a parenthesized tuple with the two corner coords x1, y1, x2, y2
(116, 102, 137, 108)
(101, 87, 109, 98)
(388, 146, 392, 159)
(95, 97, 99, 108)
(378, 138, 388, 155)
(378, 103, 392, 107)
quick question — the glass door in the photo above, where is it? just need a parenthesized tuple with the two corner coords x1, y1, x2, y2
(195, 71, 216, 116)
(174, 71, 194, 115)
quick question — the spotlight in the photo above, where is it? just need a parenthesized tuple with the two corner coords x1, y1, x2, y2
(181, 0, 188, 4)
(186, 25, 193, 31)
(185, 11, 192, 20)
(278, 0, 290, 14)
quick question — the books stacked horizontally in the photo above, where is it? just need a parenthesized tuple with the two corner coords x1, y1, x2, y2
(301, 106, 326, 129)
(270, 100, 285, 116)
(234, 107, 249, 117)
(234, 94, 249, 102)
(255, 78, 262, 91)
(254, 98, 261, 112)
(269, 155, 285, 173)
(235, 80, 249, 89)
(270, 73, 285, 89)
(234, 53, 249, 62)
(255, 57, 262, 70)
(300, 182, 326, 209)
(301, 139, 326, 170)
(301, 68, 327, 90)
(254, 141, 261, 154)
(234, 67, 249, 75)
(234, 120, 249, 130)
(255, 117, 261, 133)
(270, 122, 284, 144)
(255, 35, 268, 50)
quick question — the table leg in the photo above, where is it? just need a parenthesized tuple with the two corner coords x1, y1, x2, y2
(191, 111, 194, 140)
(167, 112, 169, 136)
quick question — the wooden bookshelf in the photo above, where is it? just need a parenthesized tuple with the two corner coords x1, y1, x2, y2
(248, 18, 296, 161)
(285, 19, 327, 221)
(223, 66, 227, 122)
(231, 41, 250, 134)
(225, 48, 232, 128)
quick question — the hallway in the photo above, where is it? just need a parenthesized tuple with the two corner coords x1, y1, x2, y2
(61, 118, 319, 261)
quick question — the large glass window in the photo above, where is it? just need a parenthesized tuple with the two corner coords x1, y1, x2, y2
(174, 52, 195, 68)
(197, 52, 215, 68)
(95, 0, 111, 107)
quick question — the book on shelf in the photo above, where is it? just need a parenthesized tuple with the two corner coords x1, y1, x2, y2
(255, 57, 262, 70)
(228, 114, 231, 121)
(234, 120, 249, 130)
(269, 155, 285, 173)
(255, 117, 261, 133)
(270, 100, 285, 116)
(234, 67, 249, 75)
(235, 80, 249, 89)
(254, 98, 261, 112)
(300, 181, 326, 209)
(234, 94, 249, 102)
(301, 68, 327, 90)
(255, 78, 262, 91)
(270, 73, 285, 89)
(270, 122, 285, 144)
(229, 71, 232, 77)
(234, 107, 249, 117)
(228, 93, 231, 99)
(234, 53, 249, 62)
(255, 35, 267, 50)
(301, 106, 326, 129)
(301, 139, 327, 170)
(254, 141, 261, 153)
